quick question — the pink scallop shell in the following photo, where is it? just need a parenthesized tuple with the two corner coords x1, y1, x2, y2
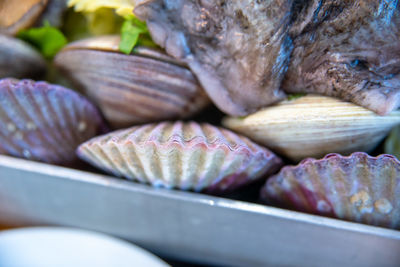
(261, 152, 400, 229)
(0, 78, 106, 165)
(77, 121, 283, 194)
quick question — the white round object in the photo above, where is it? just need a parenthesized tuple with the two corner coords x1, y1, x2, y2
(0, 227, 170, 267)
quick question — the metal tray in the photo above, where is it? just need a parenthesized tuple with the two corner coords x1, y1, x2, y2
(0, 155, 399, 267)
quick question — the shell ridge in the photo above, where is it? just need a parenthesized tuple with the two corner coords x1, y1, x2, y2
(55, 46, 210, 128)
(0, 126, 22, 156)
(261, 152, 400, 229)
(0, 93, 30, 156)
(32, 83, 86, 162)
(28, 87, 71, 161)
(92, 142, 124, 178)
(78, 145, 105, 170)
(78, 121, 282, 194)
(17, 85, 66, 162)
(6, 84, 63, 162)
(60, 88, 87, 143)
(81, 70, 187, 110)
(120, 141, 147, 183)
(50, 88, 84, 153)
(107, 142, 135, 180)
(0, 78, 105, 164)
(223, 95, 400, 161)
(165, 144, 182, 189)
(43, 86, 79, 157)
(197, 148, 228, 192)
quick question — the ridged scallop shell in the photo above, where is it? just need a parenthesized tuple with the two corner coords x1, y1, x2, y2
(261, 152, 400, 229)
(77, 121, 283, 194)
(223, 95, 400, 162)
(0, 35, 46, 79)
(55, 35, 210, 129)
(0, 78, 106, 165)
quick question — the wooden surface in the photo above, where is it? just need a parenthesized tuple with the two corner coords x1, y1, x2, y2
(0, 225, 12, 231)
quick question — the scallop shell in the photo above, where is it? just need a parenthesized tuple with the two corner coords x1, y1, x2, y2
(55, 35, 210, 129)
(0, 35, 46, 79)
(223, 95, 400, 162)
(0, 78, 106, 165)
(77, 121, 283, 194)
(261, 152, 400, 229)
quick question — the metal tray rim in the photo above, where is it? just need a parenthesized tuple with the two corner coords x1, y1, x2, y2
(1, 155, 399, 240)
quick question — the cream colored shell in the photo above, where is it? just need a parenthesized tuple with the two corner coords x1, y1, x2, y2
(223, 95, 400, 162)
(77, 121, 282, 193)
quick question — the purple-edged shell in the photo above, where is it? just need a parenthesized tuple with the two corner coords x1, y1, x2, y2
(0, 78, 106, 165)
(77, 121, 283, 194)
(261, 152, 400, 229)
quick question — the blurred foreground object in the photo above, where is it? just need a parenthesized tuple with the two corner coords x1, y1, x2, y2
(0, 0, 48, 35)
(0, 227, 170, 267)
(0, 35, 46, 79)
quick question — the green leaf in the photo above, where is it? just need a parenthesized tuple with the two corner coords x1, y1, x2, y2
(18, 22, 67, 59)
(287, 93, 307, 101)
(384, 125, 400, 160)
(119, 20, 142, 54)
(119, 18, 157, 54)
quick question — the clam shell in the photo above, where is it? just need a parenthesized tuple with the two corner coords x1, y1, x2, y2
(77, 121, 283, 194)
(0, 78, 106, 165)
(0, 0, 48, 35)
(0, 35, 46, 79)
(261, 152, 400, 229)
(55, 35, 210, 129)
(223, 95, 400, 162)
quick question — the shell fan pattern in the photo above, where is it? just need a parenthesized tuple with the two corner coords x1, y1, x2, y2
(77, 121, 283, 194)
(0, 78, 106, 165)
(261, 152, 400, 229)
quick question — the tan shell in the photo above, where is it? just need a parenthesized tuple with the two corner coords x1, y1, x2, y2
(223, 95, 400, 162)
(77, 121, 283, 194)
(0, 35, 46, 79)
(261, 153, 400, 229)
(55, 35, 210, 129)
(0, 0, 48, 35)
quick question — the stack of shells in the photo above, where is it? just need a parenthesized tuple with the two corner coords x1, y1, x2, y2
(0, 0, 399, 230)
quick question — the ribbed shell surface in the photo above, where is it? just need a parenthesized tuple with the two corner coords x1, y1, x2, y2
(261, 152, 400, 229)
(77, 121, 283, 194)
(55, 38, 210, 129)
(223, 95, 400, 162)
(0, 78, 105, 165)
